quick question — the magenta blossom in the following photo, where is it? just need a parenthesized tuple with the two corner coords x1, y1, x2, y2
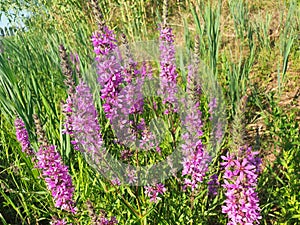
(36, 145, 76, 213)
(71, 80, 104, 154)
(50, 218, 71, 225)
(145, 183, 167, 203)
(221, 146, 261, 225)
(159, 25, 178, 112)
(15, 118, 34, 156)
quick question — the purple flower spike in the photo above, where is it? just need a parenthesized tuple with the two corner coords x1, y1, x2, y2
(50, 218, 71, 225)
(36, 145, 76, 213)
(92, 25, 124, 121)
(145, 183, 167, 203)
(182, 141, 211, 191)
(222, 146, 262, 225)
(15, 118, 34, 156)
(71, 80, 104, 154)
(181, 100, 210, 191)
(99, 216, 118, 225)
(92, 26, 118, 57)
(208, 97, 217, 115)
(159, 25, 178, 111)
(208, 174, 219, 197)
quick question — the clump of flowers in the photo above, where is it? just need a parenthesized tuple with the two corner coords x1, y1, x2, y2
(181, 100, 210, 190)
(50, 218, 71, 225)
(221, 146, 262, 225)
(59, 44, 80, 151)
(144, 183, 167, 203)
(87, 199, 118, 225)
(208, 174, 219, 197)
(159, 25, 178, 113)
(35, 145, 77, 214)
(181, 138, 211, 191)
(126, 166, 138, 185)
(14, 118, 34, 156)
(92, 22, 123, 121)
(71, 80, 104, 155)
(180, 36, 212, 191)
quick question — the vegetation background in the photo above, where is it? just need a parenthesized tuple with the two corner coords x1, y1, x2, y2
(0, 0, 299, 224)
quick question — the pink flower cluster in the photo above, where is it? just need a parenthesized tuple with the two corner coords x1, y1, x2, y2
(159, 26, 178, 113)
(71, 80, 104, 155)
(15, 118, 34, 156)
(181, 102, 210, 191)
(182, 139, 210, 191)
(145, 183, 167, 203)
(50, 218, 71, 225)
(36, 145, 76, 213)
(221, 146, 262, 225)
(92, 26, 117, 57)
(92, 26, 123, 121)
(97, 217, 118, 225)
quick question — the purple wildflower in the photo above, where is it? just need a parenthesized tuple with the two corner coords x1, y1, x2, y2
(96, 55, 123, 121)
(140, 61, 153, 79)
(71, 80, 104, 155)
(208, 174, 219, 196)
(50, 218, 71, 225)
(208, 97, 217, 115)
(181, 42, 213, 189)
(126, 167, 137, 184)
(87, 199, 118, 225)
(92, 26, 118, 57)
(159, 25, 178, 112)
(182, 140, 211, 191)
(145, 183, 167, 203)
(36, 145, 76, 213)
(98, 216, 118, 225)
(92, 25, 124, 121)
(111, 177, 121, 186)
(59, 45, 79, 150)
(118, 78, 144, 116)
(186, 64, 201, 100)
(221, 146, 261, 225)
(62, 95, 80, 151)
(15, 118, 34, 156)
(181, 101, 210, 191)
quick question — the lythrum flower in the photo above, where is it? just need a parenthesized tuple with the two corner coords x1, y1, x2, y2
(159, 25, 178, 112)
(145, 183, 167, 203)
(208, 174, 219, 197)
(71, 80, 104, 155)
(15, 118, 34, 156)
(92, 25, 123, 121)
(181, 101, 210, 191)
(221, 146, 261, 225)
(50, 218, 71, 225)
(36, 145, 76, 213)
(87, 199, 118, 225)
